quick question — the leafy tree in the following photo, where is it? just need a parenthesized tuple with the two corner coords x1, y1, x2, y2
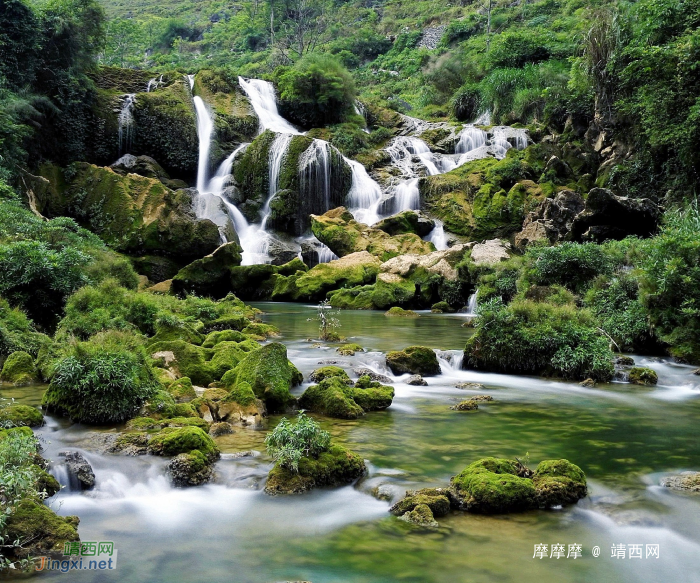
(265, 412, 331, 472)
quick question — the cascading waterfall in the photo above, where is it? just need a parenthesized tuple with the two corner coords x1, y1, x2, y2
(193, 96, 214, 194)
(426, 220, 448, 250)
(465, 289, 478, 316)
(456, 126, 487, 155)
(147, 75, 163, 92)
(346, 159, 383, 226)
(393, 178, 421, 213)
(261, 133, 294, 229)
(118, 94, 136, 155)
(238, 77, 301, 135)
(386, 136, 440, 214)
(299, 139, 333, 214)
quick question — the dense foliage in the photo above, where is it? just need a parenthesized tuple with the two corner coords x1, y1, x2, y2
(265, 412, 331, 472)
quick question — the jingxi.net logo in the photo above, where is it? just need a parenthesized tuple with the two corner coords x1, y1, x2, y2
(35, 541, 117, 572)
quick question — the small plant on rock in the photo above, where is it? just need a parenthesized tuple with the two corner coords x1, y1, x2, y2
(316, 300, 341, 341)
(265, 412, 331, 473)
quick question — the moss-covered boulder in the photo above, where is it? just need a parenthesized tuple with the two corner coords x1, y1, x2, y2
(229, 258, 308, 300)
(0, 350, 37, 385)
(299, 376, 394, 419)
(386, 346, 440, 376)
(450, 400, 479, 411)
(202, 329, 248, 348)
(375, 210, 435, 236)
(172, 242, 243, 298)
(532, 459, 587, 507)
(168, 449, 216, 487)
(628, 367, 658, 386)
(271, 252, 381, 302)
(0, 404, 44, 427)
(450, 458, 537, 513)
(385, 307, 419, 317)
(308, 366, 351, 384)
(149, 341, 215, 386)
(147, 426, 220, 459)
(390, 487, 452, 524)
(264, 444, 366, 495)
(223, 343, 299, 413)
(167, 377, 197, 402)
(36, 163, 220, 260)
(311, 207, 435, 261)
(215, 377, 266, 426)
(3, 499, 80, 559)
(327, 275, 417, 310)
(399, 503, 439, 527)
(337, 343, 364, 356)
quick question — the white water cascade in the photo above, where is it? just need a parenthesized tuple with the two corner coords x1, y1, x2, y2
(426, 220, 449, 250)
(299, 139, 333, 213)
(118, 94, 136, 155)
(464, 289, 479, 316)
(346, 159, 383, 226)
(193, 96, 215, 194)
(261, 133, 294, 229)
(147, 75, 163, 92)
(238, 77, 301, 135)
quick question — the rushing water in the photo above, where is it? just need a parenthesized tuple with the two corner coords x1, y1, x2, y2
(13, 304, 700, 583)
(238, 77, 301, 135)
(117, 94, 136, 156)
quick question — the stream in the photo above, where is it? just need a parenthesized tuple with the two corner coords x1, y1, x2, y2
(8, 303, 700, 582)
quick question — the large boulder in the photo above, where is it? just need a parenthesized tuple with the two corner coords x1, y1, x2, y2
(470, 239, 511, 265)
(0, 351, 38, 385)
(311, 207, 435, 261)
(264, 444, 366, 495)
(375, 210, 435, 236)
(515, 190, 585, 249)
(532, 459, 587, 508)
(570, 188, 661, 242)
(386, 346, 440, 376)
(299, 375, 394, 419)
(380, 245, 470, 282)
(58, 451, 96, 490)
(0, 404, 43, 427)
(172, 242, 243, 298)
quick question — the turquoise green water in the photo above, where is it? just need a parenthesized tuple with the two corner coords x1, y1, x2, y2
(9, 303, 700, 583)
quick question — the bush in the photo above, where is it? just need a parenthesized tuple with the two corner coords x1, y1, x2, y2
(639, 205, 700, 362)
(451, 83, 482, 121)
(530, 242, 612, 293)
(277, 54, 356, 128)
(42, 331, 159, 423)
(264, 412, 331, 472)
(464, 298, 614, 381)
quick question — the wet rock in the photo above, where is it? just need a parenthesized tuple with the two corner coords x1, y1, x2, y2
(468, 395, 493, 402)
(615, 356, 635, 366)
(406, 375, 428, 386)
(0, 404, 44, 427)
(109, 432, 150, 456)
(579, 378, 596, 387)
(660, 472, 700, 492)
(375, 210, 435, 237)
(336, 343, 364, 356)
(693, 369, 700, 376)
(171, 242, 243, 298)
(470, 239, 510, 265)
(450, 400, 478, 411)
(267, 236, 302, 266)
(399, 503, 439, 528)
(299, 376, 394, 419)
(58, 451, 96, 490)
(571, 188, 661, 243)
(318, 360, 343, 365)
(390, 488, 452, 517)
(168, 451, 215, 487)
(264, 445, 366, 495)
(353, 369, 392, 384)
(628, 367, 658, 386)
(308, 366, 352, 384)
(385, 307, 419, 317)
(0, 351, 38, 385)
(532, 459, 588, 508)
(386, 346, 440, 376)
(209, 422, 235, 437)
(455, 382, 485, 391)
(515, 190, 584, 249)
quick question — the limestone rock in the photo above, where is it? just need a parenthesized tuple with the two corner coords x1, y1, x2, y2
(406, 375, 427, 386)
(660, 472, 700, 492)
(58, 451, 96, 490)
(470, 239, 510, 265)
(515, 190, 585, 249)
(380, 244, 469, 281)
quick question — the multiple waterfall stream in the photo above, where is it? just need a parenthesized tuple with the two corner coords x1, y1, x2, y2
(188, 75, 529, 264)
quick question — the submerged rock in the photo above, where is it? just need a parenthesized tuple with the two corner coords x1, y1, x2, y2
(660, 472, 700, 493)
(264, 445, 366, 495)
(455, 382, 485, 391)
(386, 346, 440, 376)
(385, 307, 419, 317)
(468, 395, 493, 402)
(58, 451, 96, 490)
(450, 400, 478, 411)
(579, 378, 596, 387)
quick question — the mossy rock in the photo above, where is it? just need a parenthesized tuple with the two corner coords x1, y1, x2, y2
(148, 340, 215, 386)
(224, 343, 299, 413)
(0, 351, 38, 385)
(399, 503, 439, 528)
(241, 323, 279, 338)
(147, 426, 220, 460)
(375, 210, 435, 236)
(36, 468, 62, 498)
(450, 457, 537, 513)
(229, 259, 308, 301)
(202, 329, 248, 348)
(126, 416, 163, 430)
(328, 277, 417, 311)
(299, 376, 393, 419)
(386, 346, 440, 376)
(4, 499, 80, 559)
(147, 322, 205, 346)
(168, 449, 215, 487)
(311, 207, 435, 261)
(172, 242, 243, 299)
(450, 400, 479, 411)
(628, 367, 658, 386)
(112, 432, 150, 454)
(208, 339, 261, 379)
(167, 377, 197, 403)
(385, 307, 419, 317)
(532, 459, 587, 508)
(431, 301, 454, 313)
(308, 366, 350, 384)
(389, 488, 452, 517)
(264, 444, 366, 495)
(141, 389, 177, 419)
(336, 343, 364, 356)
(0, 404, 44, 427)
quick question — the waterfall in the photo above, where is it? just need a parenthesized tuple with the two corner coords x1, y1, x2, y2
(346, 159, 383, 226)
(426, 220, 448, 250)
(317, 244, 338, 264)
(261, 133, 293, 229)
(118, 94, 136, 155)
(386, 136, 439, 177)
(491, 128, 513, 159)
(299, 139, 333, 214)
(193, 96, 214, 193)
(456, 126, 487, 155)
(147, 75, 163, 92)
(465, 289, 478, 316)
(238, 77, 301, 135)
(187, 74, 195, 90)
(393, 178, 421, 213)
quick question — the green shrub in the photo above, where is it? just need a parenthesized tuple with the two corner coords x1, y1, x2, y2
(530, 242, 612, 293)
(264, 412, 331, 472)
(0, 299, 47, 359)
(451, 83, 482, 121)
(277, 54, 356, 128)
(464, 298, 614, 381)
(42, 331, 159, 423)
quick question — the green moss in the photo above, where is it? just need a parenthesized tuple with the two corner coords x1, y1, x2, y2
(142, 389, 177, 418)
(36, 468, 62, 498)
(202, 329, 248, 348)
(450, 457, 537, 513)
(147, 322, 205, 346)
(0, 351, 37, 385)
(167, 377, 197, 402)
(126, 417, 162, 430)
(147, 340, 215, 386)
(233, 130, 276, 219)
(532, 459, 587, 507)
(336, 343, 364, 356)
(264, 444, 366, 494)
(385, 307, 419, 317)
(172, 242, 243, 299)
(628, 367, 658, 386)
(147, 426, 219, 459)
(389, 489, 451, 517)
(221, 379, 257, 406)
(375, 210, 434, 236)
(164, 416, 210, 430)
(224, 343, 298, 413)
(241, 323, 279, 338)
(431, 301, 453, 313)
(229, 259, 308, 301)
(299, 376, 393, 418)
(328, 278, 417, 310)
(451, 400, 479, 411)
(208, 339, 260, 379)
(4, 499, 80, 559)
(308, 366, 350, 383)
(0, 404, 44, 427)
(386, 346, 440, 376)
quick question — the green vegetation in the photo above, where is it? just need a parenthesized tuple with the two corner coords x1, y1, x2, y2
(264, 412, 331, 472)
